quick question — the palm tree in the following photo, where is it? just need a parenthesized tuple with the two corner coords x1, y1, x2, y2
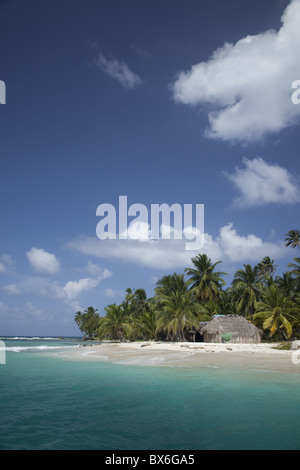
(275, 272, 295, 299)
(285, 230, 300, 249)
(138, 307, 159, 340)
(218, 290, 240, 316)
(155, 273, 188, 297)
(75, 310, 82, 327)
(97, 304, 133, 341)
(74, 306, 99, 339)
(231, 264, 263, 317)
(257, 256, 278, 278)
(199, 299, 219, 317)
(253, 285, 300, 339)
(130, 288, 149, 316)
(124, 287, 135, 305)
(157, 289, 199, 341)
(155, 273, 201, 341)
(185, 254, 227, 302)
(287, 257, 300, 291)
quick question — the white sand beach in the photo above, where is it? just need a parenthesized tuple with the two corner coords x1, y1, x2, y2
(56, 341, 300, 375)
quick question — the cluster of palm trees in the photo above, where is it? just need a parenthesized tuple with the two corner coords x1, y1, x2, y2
(75, 230, 300, 342)
(75, 306, 100, 340)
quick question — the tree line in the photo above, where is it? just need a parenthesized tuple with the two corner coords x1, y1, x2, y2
(74, 229, 300, 342)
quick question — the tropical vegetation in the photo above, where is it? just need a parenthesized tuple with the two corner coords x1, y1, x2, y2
(75, 306, 100, 340)
(75, 230, 300, 342)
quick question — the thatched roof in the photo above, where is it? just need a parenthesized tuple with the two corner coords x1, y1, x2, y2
(199, 315, 263, 343)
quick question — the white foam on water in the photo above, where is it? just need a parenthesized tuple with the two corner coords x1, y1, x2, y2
(2, 345, 79, 353)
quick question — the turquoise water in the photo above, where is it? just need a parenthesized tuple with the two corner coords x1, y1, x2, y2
(0, 338, 300, 450)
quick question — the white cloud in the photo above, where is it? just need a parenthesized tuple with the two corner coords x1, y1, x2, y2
(67, 235, 197, 270)
(0, 262, 5, 273)
(171, 0, 300, 143)
(67, 221, 285, 270)
(60, 261, 112, 301)
(225, 157, 300, 207)
(63, 277, 100, 300)
(18, 268, 112, 308)
(62, 264, 112, 300)
(95, 50, 143, 90)
(26, 247, 61, 275)
(2, 283, 22, 295)
(217, 223, 286, 263)
(18, 275, 64, 300)
(85, 260, 112, 279)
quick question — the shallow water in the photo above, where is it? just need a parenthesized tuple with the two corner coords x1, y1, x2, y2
(0, 338, 300, 450)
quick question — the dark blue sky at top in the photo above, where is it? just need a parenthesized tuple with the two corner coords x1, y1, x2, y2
(0, 0, 299, 335)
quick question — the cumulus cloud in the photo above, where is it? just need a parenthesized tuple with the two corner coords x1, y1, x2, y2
(63, 278, 101, 300)
(20, 264, 112, 303)
(67, 236, 189, 270)
(225, 157, 300, 207)
(66, 221, 285, 270)
(95, 50, 143, 90)
(12, 264, 111, 315)
(62, 265, 112, 300)
(68, 220, 210, 270)
(171, 0, 300, 143)
(85, 261, 103, 277)
(217, 223, 285, 263)
(26, 247, 61, 275)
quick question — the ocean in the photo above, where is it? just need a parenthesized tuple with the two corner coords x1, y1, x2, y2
(0, 337, 300, 450)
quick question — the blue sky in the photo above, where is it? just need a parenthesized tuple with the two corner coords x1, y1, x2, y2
(1, 0, 300, 336)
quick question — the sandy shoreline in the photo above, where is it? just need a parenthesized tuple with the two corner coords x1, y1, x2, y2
(54, 341, 300, 375)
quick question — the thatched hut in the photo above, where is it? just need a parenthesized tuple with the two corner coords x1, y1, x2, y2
(199, 315, 263, 343)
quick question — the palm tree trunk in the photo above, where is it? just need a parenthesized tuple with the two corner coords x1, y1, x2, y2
(179, 326, 186, 342)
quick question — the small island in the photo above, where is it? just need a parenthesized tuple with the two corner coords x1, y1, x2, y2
(74, 231, 300, 357)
